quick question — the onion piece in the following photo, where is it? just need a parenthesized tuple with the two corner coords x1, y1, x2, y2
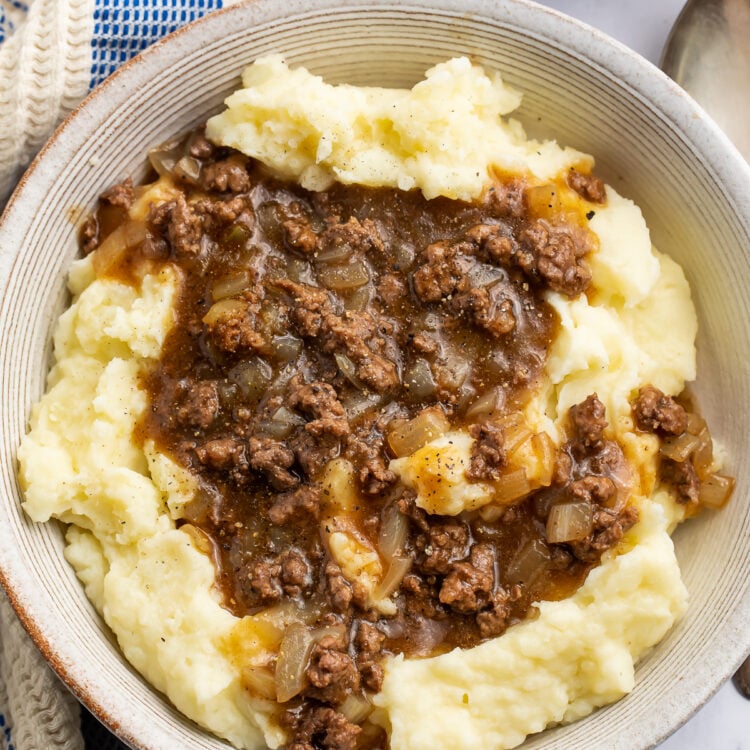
(92, 220, 147, 277)
(494, 467, 532, 504)
(270, 334, 302, 363)
(507, 538, 551, 585)
(468, 263, 507, 287)
(378, 505, 409, 560)
(202, 297, 245, 327)
(173, 155, 201, 183)
(660, 432, 702, 462)
(373, 555, 412, 601)
(242, 665, 277, 700)
(147, 139, 182, 176)
(317, 259, 370, 290)
(339, 693, 373, 724)
(686, 412, 708, 436)
(531, 431, 556, 487)
(344, 283, 373, 311)
(404, 358, 437, 399)
(387, 406, 450, 458)
(546, 501, 593, 543)
(465, 387, 505, 421)
(230, 359, 272, 400)
(698, 473, 735, 509)
(315, 243, 354, 263)
(211, 272, 251, 301)
(258, 406, 306, 439)
(342, 392, 384, 421)
(275, 622, 316, 702)
(178, 523, 213, 556)
(692, 428, 714, 477)
(335, 352, 366, 390)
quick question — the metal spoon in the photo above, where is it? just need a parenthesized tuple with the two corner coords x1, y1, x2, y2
(662, 0, 750, 700)
(661, 0, 750, 160)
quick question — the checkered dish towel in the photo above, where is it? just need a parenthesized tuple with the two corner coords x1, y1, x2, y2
(0, 0, 241, 206)
(0, 2, 239, 748)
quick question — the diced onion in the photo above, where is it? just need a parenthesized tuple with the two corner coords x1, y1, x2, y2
(270, 334, 302, 363)
(335, 352, 366, 390)
(686, 412, 708, 436)
(526, 184, 561, 215)
(316, 243, 354, 263)
(546, 501, 593, 543)
(258, 406, 306, 439)
(344, 284, 373, 311)
(202, 297, 245, 327)
(211, 272, 251, 301)
(179, 523, 213, 556)
(173, 155, 201, 183)
(660, 432, 702, 462)
(92, 220, 147, 276)
(465, 387, 505, 421)
(468, 263, 507, 287)
(500, 412, 532, 456)
(317, 260, 370, 290)
(342, 392, 384, 421)
(507, 538, 551, 585)
(494, 467, 532, 505)
(147, 139, 182, 176)
(275, 622, 316, 702)
(378, 505, 409, 560)
(404, 358, 437, 399)
(692, 428, 714, 477)
(339, 693, 373, 724)
(242, 666, 277, 700)
(698, 473, 735, 509)
(387, 407, 450, 458)
(373, 555, 412, 600)
(230, 359, 272, 400)
(531, 431, 556, 487)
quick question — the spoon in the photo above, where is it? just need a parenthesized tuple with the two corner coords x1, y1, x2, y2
(662, 0, 750, 700)
(661, 0, 750, 160)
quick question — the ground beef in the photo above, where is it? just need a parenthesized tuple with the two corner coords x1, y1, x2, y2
(661, 457, 700, 504)
(476, 587, 518, 638)
(204, 294, 266, 354)
(354, 622, 385, 692)
(200, 155, 251, 193)
(467, 420, 506, 481)
(288, 379, 350, 438)
(412, 240, 471, 302)
(453, 285, 516, 337)
(485, 179, 526, 218)
(175, 380, 220, 430)
(518, 219, 592, 296)
(325, 561, 354, 613)
(419, 523, 470, 574)
(632, 385, 688, 435)
(286, 707, 361, 750)
(569, 505, 639, 563)
(566, 169, 607, 204)
(568, 475, 616, 505)
(306, 634, 360, 705)
(268, 485, 322, 525)
(321, 216, 383, 255)
(248, 549, 312, 601)
(149, 194, 203, 256)
(195, 437, 245, 470)
(101, 178, 135, 209)
(439, 543, 495, 613)
(464, 222, 516, 264)
(247, 436, 299, 490)
(569, 393, 607, 451)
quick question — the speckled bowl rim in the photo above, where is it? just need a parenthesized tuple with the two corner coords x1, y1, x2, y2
(0, 1, 748, 749)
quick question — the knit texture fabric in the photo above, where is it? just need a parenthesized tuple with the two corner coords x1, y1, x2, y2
(0, 2, 235, 746)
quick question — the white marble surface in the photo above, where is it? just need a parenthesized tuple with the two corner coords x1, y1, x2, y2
(537, 1, 749, 748)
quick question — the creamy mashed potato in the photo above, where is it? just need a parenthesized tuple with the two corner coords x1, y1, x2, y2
(19, 57, 706, 750)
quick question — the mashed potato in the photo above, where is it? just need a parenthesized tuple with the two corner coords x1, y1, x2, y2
(19, 57, 707, 750)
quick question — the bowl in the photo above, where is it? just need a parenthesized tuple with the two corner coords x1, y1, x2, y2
(0, 1, 748, 748)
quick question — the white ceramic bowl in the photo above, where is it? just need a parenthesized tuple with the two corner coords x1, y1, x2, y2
(0, 1, 748, 748)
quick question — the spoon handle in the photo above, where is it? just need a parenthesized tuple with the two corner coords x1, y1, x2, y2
(732, 656, 750, 699)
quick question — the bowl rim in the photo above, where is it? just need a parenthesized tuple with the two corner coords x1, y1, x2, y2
(0, 1, 749, 749)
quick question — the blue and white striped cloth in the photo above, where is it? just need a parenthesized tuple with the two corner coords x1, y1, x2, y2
(0, 0, 234, 205)
(0, 4, 240, 749)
